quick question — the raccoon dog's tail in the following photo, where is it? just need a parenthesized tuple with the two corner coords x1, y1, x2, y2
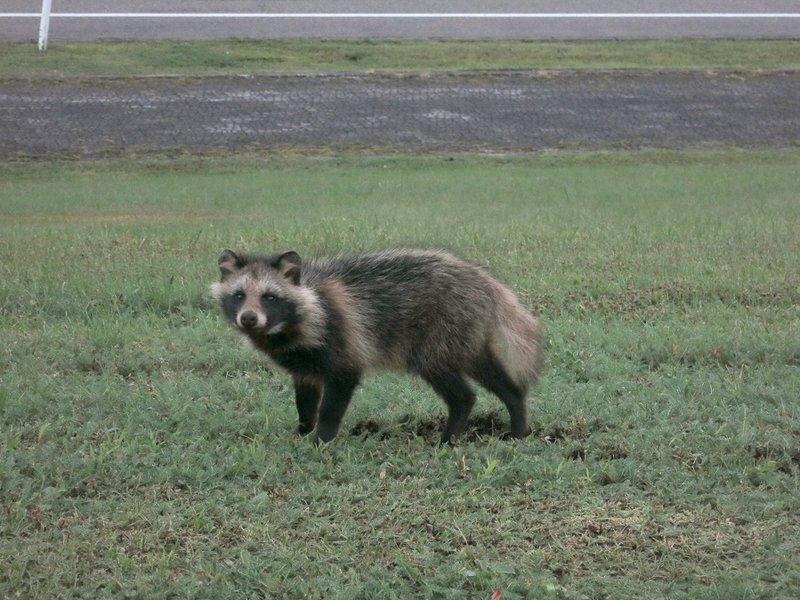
(489, 286, 544, 393)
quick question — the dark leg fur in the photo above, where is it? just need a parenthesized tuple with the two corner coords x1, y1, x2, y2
(314, 372, 361, 444)
(294, 378, 322, 436)
(422, 372, 477, 444)
(470, 352, 531, 439)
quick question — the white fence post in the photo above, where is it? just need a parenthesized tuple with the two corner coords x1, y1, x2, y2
(38, 0, 52, 51)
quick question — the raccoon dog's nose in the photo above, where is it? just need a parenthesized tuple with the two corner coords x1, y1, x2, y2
(239, 311, 259, 329)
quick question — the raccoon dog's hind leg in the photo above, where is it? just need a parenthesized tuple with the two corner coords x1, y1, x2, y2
(470, 350, 531, 439)
(421, 371, 477, 445)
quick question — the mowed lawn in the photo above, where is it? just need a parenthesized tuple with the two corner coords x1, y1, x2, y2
(1, 154, 799, 599)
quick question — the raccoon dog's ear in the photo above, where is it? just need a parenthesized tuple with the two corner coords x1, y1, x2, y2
(218, 249, 243, 280)
(276, 251, 302, 285)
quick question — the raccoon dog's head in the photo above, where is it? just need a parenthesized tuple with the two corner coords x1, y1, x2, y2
(211, 249, 312, 341)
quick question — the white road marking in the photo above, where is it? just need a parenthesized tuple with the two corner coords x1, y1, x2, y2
(2, 13, 800, 19)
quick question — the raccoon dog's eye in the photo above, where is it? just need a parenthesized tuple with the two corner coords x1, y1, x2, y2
(233, 291, 245, 301)
(262, 294, 276, 302)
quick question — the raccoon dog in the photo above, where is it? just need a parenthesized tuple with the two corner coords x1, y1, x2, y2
(211, 248, 543, 445)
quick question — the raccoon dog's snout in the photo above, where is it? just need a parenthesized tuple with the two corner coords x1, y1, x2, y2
(238, 311, 259, 330)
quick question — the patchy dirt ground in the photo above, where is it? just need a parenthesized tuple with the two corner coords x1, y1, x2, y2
(1, 70, 799, 158)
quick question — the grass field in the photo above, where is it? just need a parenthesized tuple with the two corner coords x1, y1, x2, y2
(1, 153, 799, 598)
(2, 39, 800, 76)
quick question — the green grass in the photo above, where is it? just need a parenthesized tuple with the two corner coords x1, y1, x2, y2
(1, 153, 799, 598)
(1, 39, 799, 77)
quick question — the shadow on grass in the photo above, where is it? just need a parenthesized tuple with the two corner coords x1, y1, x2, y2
(348, 411, 609, 446)
(349, 411, 512, 444)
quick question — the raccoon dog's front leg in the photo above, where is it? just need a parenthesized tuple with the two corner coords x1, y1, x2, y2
(313, 371, 361, 445)
(293, 376, 322, 436)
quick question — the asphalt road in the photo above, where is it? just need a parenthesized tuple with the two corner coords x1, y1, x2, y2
(2, 71, 798, 159)
(2, 0, 799, 40)
(3, 2, 797, 158)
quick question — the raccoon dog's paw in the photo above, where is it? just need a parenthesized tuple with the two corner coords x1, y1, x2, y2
(297, 423, 315, 436)
(498, 423, 533, 441)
